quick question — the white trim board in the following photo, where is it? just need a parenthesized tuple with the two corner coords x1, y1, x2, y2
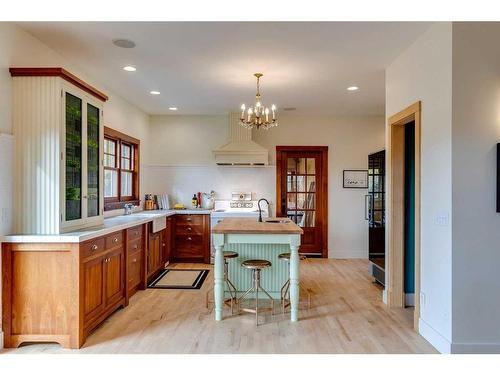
(451, 342, 500, 354)
(418, 318, 451, 353)
(0, 331, 3, 349)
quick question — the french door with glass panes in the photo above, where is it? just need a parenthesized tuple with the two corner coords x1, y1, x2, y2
(276, 146, 328, 257)
(62, 85, 104, 230)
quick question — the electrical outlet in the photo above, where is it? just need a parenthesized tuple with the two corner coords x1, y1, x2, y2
(1, 207, 8, 223)
(420, 291, 426, 310)
(435, 211, 449, 226)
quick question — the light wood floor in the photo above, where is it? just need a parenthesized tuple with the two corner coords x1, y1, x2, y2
(2, 259, 436, 354)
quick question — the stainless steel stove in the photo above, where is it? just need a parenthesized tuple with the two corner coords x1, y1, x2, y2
(209, 192, 269, 263)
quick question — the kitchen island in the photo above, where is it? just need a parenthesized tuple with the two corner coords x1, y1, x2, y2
(212, 217, 303, 322)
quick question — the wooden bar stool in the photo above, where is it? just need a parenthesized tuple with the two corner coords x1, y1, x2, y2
(206, 250, 239, 314)
(237, 259, 274, 326)
(278, 252, 312, 313)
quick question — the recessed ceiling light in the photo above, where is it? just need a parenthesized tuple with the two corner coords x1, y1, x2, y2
(347, 86, 359, 91)
(123, 66, 136, 72)
(113, 39, 136, 48)
(169, 107, 178, 111)
(150, 91, 161, 95)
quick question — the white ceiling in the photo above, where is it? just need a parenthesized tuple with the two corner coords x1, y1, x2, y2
(19, 22, 431, 115)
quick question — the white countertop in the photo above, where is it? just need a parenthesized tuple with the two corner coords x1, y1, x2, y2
(1, 208, 212, 244)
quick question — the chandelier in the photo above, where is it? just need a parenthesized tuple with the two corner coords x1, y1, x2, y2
(239, 73, 278, 130)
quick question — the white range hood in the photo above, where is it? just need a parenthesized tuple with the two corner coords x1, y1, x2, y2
(213, 113, 269, 166)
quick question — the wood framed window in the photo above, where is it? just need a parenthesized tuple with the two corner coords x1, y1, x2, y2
(104, 126, 140, 211)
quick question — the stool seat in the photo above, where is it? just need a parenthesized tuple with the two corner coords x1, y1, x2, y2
(223, 251, 239, 259)
(278, 252, 307, 261)
(242, 259, 272, 269)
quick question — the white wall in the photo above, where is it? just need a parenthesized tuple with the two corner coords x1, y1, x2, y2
(385, 22, 453, 353)
(0, 23, 150, 343)
(145, 113, 385, 259)
(451, 22, 500, 353)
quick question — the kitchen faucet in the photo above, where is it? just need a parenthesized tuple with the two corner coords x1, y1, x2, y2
(124, 203, 134, 215)
(257, 198, 269, 222)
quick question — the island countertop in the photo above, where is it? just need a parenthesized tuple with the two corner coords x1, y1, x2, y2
(212, 217, 303, 235)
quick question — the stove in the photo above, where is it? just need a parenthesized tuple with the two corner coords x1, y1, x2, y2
(209, 192, 269, 263)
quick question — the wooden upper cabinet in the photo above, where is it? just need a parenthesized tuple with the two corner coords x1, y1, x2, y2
(10, 68, 107, 234)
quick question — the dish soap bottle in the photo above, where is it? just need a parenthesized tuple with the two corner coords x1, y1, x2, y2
(192, 194, 198, 208)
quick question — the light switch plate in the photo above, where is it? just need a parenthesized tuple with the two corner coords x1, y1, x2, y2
(435, 211, 449, 226)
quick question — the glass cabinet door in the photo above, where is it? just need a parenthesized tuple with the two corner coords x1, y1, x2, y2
(65, 93, 83, 221)
(87, 103, 100, 217)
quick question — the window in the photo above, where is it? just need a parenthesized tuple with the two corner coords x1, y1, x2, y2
(104, 127, 140, 210)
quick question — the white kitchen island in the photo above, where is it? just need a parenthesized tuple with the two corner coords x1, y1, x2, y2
(212, 217, 303, 322)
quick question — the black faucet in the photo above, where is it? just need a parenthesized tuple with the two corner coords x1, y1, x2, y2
(258, 198, 269, 222)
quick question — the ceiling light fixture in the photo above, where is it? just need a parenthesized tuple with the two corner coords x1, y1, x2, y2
(113, 39, 136, 48)
(169, 107, 178, 111)
(347, 86, 359, 91)
(239, 73, 277, 130)
(123, 66, 136, 72)
(150, 90, 161, 95)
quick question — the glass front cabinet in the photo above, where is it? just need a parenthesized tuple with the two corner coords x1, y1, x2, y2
(10, 68, 106, 234)
(62, 86, 104, 230)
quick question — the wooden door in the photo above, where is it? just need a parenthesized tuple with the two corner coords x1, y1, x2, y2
(276, 146, 328, 257)
(148, 232, 161, 275)
(83, 255, 106, 323)
(104, 247, 125, 307)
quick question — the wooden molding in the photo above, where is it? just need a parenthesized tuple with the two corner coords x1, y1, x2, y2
(104, 126, 140, 145)
(388, 101, 421, 126)
(387, 101, 421, 332)
(9, 67, 108, 102)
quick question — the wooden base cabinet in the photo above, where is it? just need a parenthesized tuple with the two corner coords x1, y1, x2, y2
(146, 218, 173, 282)
(172, 214, 210, 263)
(1, 225, 144, 349)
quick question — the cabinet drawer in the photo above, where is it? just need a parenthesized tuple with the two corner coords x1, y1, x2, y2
(81, 237, 106, 259)
(105, 231, 124, 249)
(175, 214, 205, 227)
(175, 224, 205, 235)
(128, 251, 143, 288)
(127, 225, 143, 241)
(174, 234, 205, 258)
(127, 237, 143, 253)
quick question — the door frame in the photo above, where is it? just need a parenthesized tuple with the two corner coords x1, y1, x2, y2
(387, 101, 421, 331)
(275, 146, 328, 258)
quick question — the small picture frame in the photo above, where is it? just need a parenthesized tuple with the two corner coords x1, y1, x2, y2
(343, 170, 368, 188)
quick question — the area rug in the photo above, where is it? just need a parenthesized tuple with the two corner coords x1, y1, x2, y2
(148, 269, 209, 290)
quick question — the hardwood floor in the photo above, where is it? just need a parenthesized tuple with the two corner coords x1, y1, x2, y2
(1, 259, 436, 354)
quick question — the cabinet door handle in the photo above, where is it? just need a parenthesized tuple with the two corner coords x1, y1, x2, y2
(187, 227, 192, 231)
(132, 258, 137, 263)
(187, 237, 192, 241)
(162, 243, 166, 247)
(113, 237, 118, 243)
(133, 244, 138, 249)
(186, 217, 192, 221)
(91, 244, 98, 251)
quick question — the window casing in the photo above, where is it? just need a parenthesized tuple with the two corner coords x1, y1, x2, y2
(104, 126, 140, 210)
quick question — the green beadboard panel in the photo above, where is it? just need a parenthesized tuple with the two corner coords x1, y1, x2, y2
(223, 243, 290, 296)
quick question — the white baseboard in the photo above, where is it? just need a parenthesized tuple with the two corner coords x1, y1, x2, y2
(418, 318, 451, 354)
(451, 342, 500, 354)
(0, 330, 4, 349)
(405, 293, 415, 307)
(329, 250, 367, 259)
(382, 289, 387, 305)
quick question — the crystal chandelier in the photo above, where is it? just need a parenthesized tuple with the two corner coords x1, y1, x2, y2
(239, 73, 278, 130)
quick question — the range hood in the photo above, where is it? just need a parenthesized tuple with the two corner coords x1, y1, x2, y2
(213, 113, 269, 166)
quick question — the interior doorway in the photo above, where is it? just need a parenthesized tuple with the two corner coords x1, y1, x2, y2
(276, 146, 328, 257)
(387, 101, 421, 331)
